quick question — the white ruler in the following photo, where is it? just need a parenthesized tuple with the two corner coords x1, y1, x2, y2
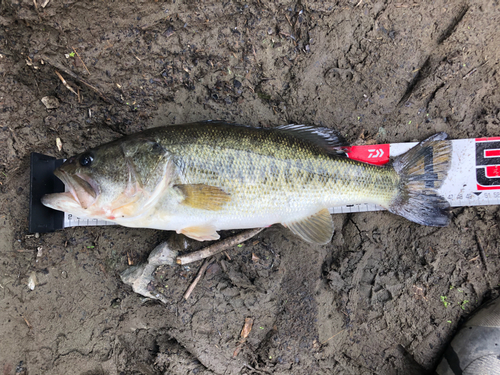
(64, 215, 115, 228)
(63, 137, 500, 228)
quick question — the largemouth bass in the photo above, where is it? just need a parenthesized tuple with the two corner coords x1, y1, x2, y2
(42, 121, 452, 244)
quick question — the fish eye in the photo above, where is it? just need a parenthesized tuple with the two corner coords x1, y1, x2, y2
(151, 142, 164, 153)
(79, 153, 94, 167)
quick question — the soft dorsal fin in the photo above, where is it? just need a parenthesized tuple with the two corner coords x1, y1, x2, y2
(275, 124, 349, 154)
(175, 184, 231, 211)
(282, 208, 334, 245)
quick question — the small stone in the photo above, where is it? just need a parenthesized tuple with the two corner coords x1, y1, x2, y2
(120, 264, 168, 303)
(41, 96, 59, 109)
(148, 242, 178, 266)
(28, 272, 37, 290)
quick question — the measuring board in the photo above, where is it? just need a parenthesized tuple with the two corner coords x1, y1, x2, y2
(29, 136, 500, 233)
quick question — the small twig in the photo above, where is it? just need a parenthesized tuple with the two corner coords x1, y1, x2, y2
(242, 364, 269, 375)
(72, 47, 90, 75)
(475, 235, 488, 271)
(42, 55, 111, 103)
(462, 68, 476, 80)
(279, 31, 296, 41)
(183, 259, 211, 300)
(130, 49, 141, 61)
(176, 228, 264, 265)
(22, 315, 32, 329)
(463, 61, 487, 80)
(55, 70, 78, 96)
(321, 329, 346, 345)
(469, 255, 480, 262)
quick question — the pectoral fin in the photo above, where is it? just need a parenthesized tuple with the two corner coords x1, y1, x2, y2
(283, 208, 334, 245)
(179, 224, 220, 241)
(175, 184, 231, 211)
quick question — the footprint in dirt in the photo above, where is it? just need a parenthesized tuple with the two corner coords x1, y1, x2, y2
(324, 67, 355, 86)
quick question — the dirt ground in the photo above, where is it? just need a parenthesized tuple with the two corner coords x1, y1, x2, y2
(1, 0, 500, 374)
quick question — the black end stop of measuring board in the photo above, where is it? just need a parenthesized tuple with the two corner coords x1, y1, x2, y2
(29, 153, 65, 233)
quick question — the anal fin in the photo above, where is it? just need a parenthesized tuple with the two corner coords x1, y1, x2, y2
(179, 224, 220, 241)
(175, 184, 231, 211)
(283, 208, 334, 245)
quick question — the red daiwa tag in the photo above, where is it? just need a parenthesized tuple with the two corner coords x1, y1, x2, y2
(346, 144, 391, 165)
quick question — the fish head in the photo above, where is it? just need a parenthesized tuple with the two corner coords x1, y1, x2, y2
(42, 136, 174, 222)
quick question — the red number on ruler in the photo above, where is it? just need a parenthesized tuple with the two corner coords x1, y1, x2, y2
(476, 138, 500, 190)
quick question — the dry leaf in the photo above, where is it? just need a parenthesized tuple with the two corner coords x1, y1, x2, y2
(240, 317, 254, 340)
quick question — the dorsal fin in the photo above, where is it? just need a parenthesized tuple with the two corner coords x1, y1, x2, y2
(275, 124, 349, 154)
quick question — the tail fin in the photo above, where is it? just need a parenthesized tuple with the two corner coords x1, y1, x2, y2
(388, 132, 452, 227)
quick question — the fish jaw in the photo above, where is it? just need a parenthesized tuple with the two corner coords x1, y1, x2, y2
(41, 191, 93, 218)
(54, 169, 98, 209)
(41, 168, 101, 217)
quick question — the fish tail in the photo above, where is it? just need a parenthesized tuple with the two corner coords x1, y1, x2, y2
(388, 132, 452, 226)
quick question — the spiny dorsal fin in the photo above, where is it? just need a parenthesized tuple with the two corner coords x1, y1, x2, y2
(275, 124, 349, 154)
(175, 184, 231, 211)
(282, 208, 334, 245)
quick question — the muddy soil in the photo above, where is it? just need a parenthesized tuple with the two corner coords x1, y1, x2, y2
(1, 1, 500, 374)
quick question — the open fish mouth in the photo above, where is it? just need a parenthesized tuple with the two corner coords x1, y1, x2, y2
(42, 169, 98, 211)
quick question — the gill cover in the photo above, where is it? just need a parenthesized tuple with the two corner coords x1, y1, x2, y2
(43, 135, 177, 221)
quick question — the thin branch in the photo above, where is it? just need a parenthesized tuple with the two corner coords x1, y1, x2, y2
(475, 234, 489, 272)
(321, 329, 346, 345)
(176, 228, 265, 265)
(183, 259, 211, 300)
(72, 47, 90, 75)
(55, 70, 78, 95)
